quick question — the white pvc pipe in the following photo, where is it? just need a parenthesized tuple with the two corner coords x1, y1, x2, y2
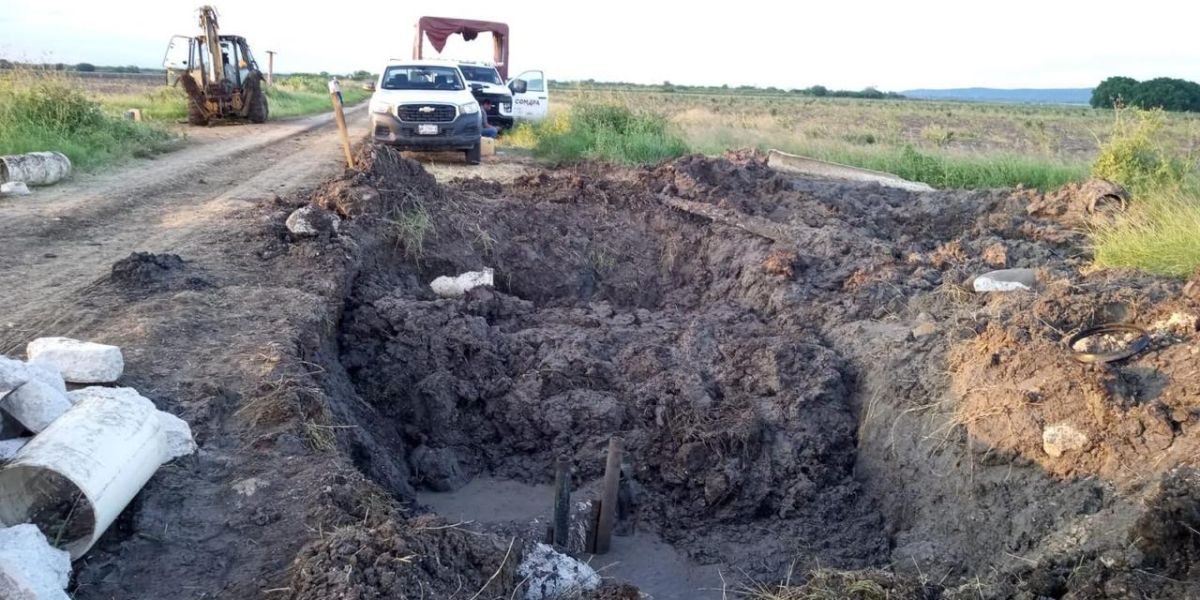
(0, 152, 72, 186)
(0, 387, 191, 559)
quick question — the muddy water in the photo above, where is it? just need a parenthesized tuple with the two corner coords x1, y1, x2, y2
(419, 477, 726, 599)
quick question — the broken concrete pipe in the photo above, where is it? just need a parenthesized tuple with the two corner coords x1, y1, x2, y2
(430, 268, 494, 298)
(0, 524, 72, 600)
(27, 337, 124, 384)
(0, 357, 71, 434)
(973, 268, 1037, 293)
(0, 152, 72, 187)
(0, 387, 196, 559)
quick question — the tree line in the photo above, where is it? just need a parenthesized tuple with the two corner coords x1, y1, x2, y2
(550, 79, 904, 99)
(1091, 76, 1200, 112)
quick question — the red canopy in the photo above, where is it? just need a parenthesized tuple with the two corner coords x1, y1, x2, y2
(413, 17, 511, 80)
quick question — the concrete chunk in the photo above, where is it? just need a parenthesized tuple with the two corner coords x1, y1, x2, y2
(973, 268, 1036, 293)
(0, 524, 72, 600)
(1, 380, 73, 433)
(430, 268, 494, 298)
(286, 205, 340, 238)
(27, 337, 124, 384)
(517, 543, 601, 600)
(68, 387, 197, 463)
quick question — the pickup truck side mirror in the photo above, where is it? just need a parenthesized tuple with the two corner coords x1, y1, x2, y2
(510, 79, 527, 94)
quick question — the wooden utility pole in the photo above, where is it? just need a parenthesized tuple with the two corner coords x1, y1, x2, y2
(265, 51, 275, 85)
(331, 93, 354, 168)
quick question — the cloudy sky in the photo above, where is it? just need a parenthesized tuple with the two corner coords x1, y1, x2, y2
(2, 0, 1198, 90)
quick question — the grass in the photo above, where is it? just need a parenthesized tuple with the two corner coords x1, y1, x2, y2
(94, 74, 370, 121)
(508, 103, 689, 165)
(1092, 186, 1200, 277)
(0, 69, 178, 170)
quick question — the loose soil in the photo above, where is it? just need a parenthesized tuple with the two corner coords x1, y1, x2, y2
(1, 139, 1198, 599)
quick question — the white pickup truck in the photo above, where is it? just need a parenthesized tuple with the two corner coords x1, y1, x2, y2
(458, 62, 548, 129)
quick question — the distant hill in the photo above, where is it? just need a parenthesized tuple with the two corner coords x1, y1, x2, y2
(901, 87, 1093, 105)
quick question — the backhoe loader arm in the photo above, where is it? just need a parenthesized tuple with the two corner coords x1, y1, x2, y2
(199, 5, 224, 84)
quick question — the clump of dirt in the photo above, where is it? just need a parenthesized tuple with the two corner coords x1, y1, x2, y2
(1134, 467, 1200, 579)
(108, 251, 211, 292)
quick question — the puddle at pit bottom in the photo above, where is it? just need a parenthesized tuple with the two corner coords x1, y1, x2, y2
(418, 477, 728, 599)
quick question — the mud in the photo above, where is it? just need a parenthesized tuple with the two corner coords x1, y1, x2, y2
(287, 147, 1200, 597)
(12, 142, 1196, 599)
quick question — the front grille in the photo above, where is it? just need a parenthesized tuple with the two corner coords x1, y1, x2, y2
(397, 104, 456, 123)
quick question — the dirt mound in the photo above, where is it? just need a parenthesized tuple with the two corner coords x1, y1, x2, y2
(108, 252, 211, 292)
(948, 274, 1199, 484)
(289, 515, 517, 599)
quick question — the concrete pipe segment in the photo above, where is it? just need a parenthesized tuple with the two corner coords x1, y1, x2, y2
(0, 387, 195, 559)
(0, 152, 72, 186)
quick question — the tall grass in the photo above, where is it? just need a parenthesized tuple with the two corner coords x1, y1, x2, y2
(1092, 187, 1200, 277)
(768, 143, 1085, 190)
(509, 103, 689, 165)
(1089, 108, 1200, 277)
(0, 70, 178, 169)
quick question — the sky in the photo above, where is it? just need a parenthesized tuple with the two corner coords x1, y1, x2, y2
(2, 0, 1199, 91)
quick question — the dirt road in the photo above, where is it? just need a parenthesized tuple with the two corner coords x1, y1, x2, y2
(0, 106, 367, 354)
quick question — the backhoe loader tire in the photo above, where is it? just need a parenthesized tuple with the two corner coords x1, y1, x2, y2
(248, 93, 269, 124)
(465, 141, 482, 165)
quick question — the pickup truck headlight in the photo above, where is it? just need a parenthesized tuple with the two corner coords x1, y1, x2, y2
(370, 99, 391, 114)
(459, 101, 480, 115)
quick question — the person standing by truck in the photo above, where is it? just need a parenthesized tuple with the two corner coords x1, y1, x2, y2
(328, 77, 343, 105)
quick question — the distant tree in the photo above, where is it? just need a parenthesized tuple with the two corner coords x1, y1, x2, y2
(76, 63, 96, 72)
(808, 85, 829, 97)
(351, 69, 371, 80)
(54, 63, 65, 71)
(1129, 77, 1200, 112)
(1091, 76, 1138, 108)
(0, 59, 11, 70)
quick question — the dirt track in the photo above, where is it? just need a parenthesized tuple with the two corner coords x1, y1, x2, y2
(0, 106, 368, 354)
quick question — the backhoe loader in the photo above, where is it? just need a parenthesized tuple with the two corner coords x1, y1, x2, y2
(162, 6, 269, 125)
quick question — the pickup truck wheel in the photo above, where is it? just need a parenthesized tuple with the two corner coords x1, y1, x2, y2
(465, 141, 482, 165)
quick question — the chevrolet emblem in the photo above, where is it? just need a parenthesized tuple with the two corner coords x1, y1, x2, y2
(418, 106, 436, 113)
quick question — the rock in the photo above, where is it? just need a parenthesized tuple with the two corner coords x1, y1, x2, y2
(27, 337, 124, 384)
(517, 543, 601, 600)
(157, 410, 198, 460)
(0, 181, 31, 196)
(0, 379, 73, 433)
(1043, 423, 1089, 458)
(286, 205, 340, 238)
(982, 243, 1008, 268)
(430, 268, 494, 299)
(0, 437, 30, 461)
(67, 387, 197, 462)
(973, 268, 1036, 293)
(912, 322, 938, 338)
(0, 524, 72, 600)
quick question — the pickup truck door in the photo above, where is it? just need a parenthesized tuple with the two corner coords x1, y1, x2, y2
(509, 70, 548, 120)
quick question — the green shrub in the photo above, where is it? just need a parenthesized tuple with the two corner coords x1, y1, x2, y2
(1090, 76, 1138, 109)
(1091, 108, 1186, 192)
(521, 103, 689, 165)
(0, 71, 177, 169)
(1090, 76, 1200, 112)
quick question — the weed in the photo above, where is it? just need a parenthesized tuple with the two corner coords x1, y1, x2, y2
(1091, 107, 1189, 193)
(1091, 186, 1200, 277)
(390, 205, 433, 258)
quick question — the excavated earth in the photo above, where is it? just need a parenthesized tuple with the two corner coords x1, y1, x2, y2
(29, 146, 1200, 599)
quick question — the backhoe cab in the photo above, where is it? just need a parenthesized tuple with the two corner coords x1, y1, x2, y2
(163, 6, 269, 126)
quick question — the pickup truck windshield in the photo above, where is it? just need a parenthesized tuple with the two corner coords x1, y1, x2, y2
(459, 66, 503, 85)
(381, 66, 464, 91)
